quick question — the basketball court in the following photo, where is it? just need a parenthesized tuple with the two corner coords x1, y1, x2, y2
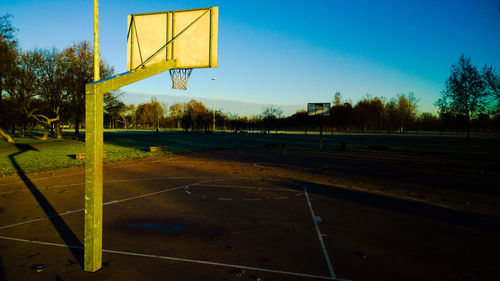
(1, 148, 500, 280)
(0, 150, 344, 280)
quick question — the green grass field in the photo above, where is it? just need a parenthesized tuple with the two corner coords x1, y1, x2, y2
(1, 129, 499, 176)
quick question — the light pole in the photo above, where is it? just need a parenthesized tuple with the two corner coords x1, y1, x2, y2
(212, 78, 216, 132)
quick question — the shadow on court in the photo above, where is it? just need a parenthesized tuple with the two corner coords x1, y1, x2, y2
(300, 180, 500, 232)
(8, 143, 84, 269)
(0, 255, 5, 281)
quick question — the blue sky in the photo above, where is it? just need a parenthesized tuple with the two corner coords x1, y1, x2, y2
(2, 0, 500, 116)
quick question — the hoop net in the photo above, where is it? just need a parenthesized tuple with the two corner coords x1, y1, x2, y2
(169, 68, 193, 90)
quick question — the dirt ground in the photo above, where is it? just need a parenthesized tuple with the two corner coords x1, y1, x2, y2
(0, 148, 499, 281)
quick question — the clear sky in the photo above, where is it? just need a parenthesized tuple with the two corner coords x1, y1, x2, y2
(2, 0, 500, 116)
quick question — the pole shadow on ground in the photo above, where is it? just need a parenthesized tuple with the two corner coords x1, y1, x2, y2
(8, 144, 84, 268)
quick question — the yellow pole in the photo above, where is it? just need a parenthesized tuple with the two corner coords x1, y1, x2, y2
(84, 0, 103, 272)
(94, 0, 99, 82)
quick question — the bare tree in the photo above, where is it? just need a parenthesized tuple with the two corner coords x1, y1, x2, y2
(482, 66, 500, 114)
(436, 55, 487, 138)
(261, 105, 283, 134)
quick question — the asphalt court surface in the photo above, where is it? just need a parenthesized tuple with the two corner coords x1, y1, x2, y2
(0, 155, 339, 281)
(0, 149, 499, 281)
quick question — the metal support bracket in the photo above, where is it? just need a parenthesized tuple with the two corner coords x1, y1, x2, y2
(84, 59, 176, 272)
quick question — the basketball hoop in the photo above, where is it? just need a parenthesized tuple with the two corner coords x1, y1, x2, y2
(169, 68, 193, 90)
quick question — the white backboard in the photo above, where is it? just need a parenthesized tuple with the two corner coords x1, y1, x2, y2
(307, 103, 331, 116)
(127, 7, 218, 71)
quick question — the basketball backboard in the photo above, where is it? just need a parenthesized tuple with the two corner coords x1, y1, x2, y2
(85, 4, 219, 273)
(307, 103, 331, 116)
(127, 7, 218, 71)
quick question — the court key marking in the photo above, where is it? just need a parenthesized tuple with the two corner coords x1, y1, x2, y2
(0, 177, 339, 280)
(183, 181, 302, 201)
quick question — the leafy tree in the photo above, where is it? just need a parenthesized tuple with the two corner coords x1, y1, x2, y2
(289, 110, 309, 133)
(182, 99, 209, 132)
(104, 91, 125, 129)
(118, 104, 131, 129)
(353, 95, 384, 132)
(384, 98, 398, 132)
(0, 14, 18, 142)
(370, 97, 385, 131)
(436, 55, 487, 138)
(416, 112, 439, 131)
(149, 98, 164, 132)
(396, 92, 419, 133)
(329, 92, 346, 132)
(169, 103, 184, 129)
(214, 110, 228, 131)
(60, 41, 114, 135)
(127, 104, 137, 128)
(136, 103, 152, 128)
(4, 49, 43, 136)
(30, 48, 66, 139)
(333, 91, 342, 106)
(136, 98, 165, 129)
(330, 102, 352, 132)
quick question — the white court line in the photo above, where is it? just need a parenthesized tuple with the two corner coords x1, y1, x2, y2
(252, 166, 471, 216)
(0, 177, 347, 280)
(0, 208, 85, 230)
(0, 180, 210, 230)
(0, 162, 142, 187)
(192, 183, 297, 192)
(304, 186, 336, 279)
(0, 156, 190, 187)
(0, 176, 211, 195)
(186, 181, 301, 201)
(253, 161, 313, 170)
(0, 235, 349, 281)
(0, 170, 84, 187)
(0, 176, 267, 197)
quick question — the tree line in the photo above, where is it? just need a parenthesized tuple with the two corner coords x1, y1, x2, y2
(1, 14, 115, 142)
(2, 14, 500, 142)
(105, 91, 499, 135)
(109, 56, 500, 136)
